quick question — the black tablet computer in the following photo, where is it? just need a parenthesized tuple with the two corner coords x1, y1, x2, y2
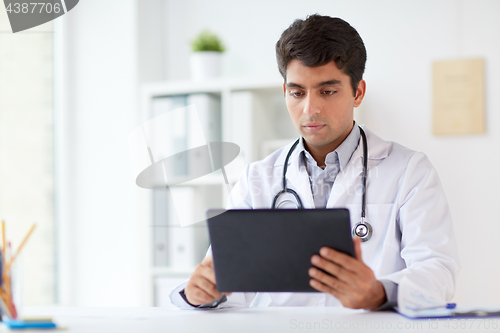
(206, 208, 354, 293)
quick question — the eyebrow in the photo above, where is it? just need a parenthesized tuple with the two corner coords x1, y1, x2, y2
(286, 79, 342, 89)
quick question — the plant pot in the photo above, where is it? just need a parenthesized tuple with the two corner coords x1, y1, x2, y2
(190, 51, 222, 81)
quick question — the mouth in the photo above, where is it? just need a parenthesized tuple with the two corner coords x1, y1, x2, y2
(303, 123, 326, 132)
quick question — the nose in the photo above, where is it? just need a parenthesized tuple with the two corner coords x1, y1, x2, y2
(303, 94, 321, 116)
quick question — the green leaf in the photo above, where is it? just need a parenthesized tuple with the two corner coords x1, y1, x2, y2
(191, 30, 225, 53)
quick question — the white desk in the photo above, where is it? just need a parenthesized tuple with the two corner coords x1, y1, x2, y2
(12, 307, 499, 333)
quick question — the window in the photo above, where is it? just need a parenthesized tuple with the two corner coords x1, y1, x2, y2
(0, 12, 55, 305)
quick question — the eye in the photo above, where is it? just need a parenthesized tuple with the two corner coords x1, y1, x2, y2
(323, 90, 337, 95)
(289, 91, 304, 98)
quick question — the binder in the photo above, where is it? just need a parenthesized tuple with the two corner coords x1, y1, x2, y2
(398, 306, 500, 319)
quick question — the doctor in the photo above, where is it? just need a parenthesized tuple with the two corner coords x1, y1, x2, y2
(170, 14, 460, 310)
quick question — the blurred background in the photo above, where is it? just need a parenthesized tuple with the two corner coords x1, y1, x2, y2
(0, 0, 499, 308)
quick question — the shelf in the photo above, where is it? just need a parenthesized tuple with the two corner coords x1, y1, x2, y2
(140, 77, 293, 306)
(142, 77, 283, 97)
(149, 175, 234, 188)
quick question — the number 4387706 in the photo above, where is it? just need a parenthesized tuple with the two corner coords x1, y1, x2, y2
(6, 2, 62, 14)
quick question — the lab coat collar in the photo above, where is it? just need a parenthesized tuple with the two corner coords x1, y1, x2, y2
(272, 139, 314, 208)
(326, 126, 391, 208)
(272, 126, 391, 209)
(273, 125, 390, 168)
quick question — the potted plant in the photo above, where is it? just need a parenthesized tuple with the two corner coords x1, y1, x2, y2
(190, 30, 225, 81)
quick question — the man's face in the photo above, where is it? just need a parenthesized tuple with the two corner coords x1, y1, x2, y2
(283, 60, 365, 154)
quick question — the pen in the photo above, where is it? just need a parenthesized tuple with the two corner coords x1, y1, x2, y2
(415, 303, 457, 311)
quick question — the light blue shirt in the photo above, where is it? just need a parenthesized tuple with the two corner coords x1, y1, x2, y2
(296, 123, 361, 208)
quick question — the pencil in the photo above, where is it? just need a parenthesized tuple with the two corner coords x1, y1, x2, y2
(5, 223, 36, 272)
(7, 242, 17, 319)
(0, 288, 12, 319)
(1, 220, 5, 297)
(2, 220, 5, 263)
(4, 243, 12, 317)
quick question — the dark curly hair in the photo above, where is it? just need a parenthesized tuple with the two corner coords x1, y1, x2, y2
(276, 15, 367, 96)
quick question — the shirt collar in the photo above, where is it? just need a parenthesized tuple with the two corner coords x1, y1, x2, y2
(296, 121, 361, 172)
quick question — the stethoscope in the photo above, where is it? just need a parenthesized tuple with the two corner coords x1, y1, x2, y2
(271, 126, 373, 242)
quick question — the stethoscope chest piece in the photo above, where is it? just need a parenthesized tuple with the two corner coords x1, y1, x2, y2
(352, 220, 373, 242)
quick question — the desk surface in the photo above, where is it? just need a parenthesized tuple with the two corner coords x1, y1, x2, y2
(5, 306, 498, 333)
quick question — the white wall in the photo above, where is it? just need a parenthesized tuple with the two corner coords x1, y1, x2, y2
(56, 0, 141, 306)
(163, 0, 500, 306)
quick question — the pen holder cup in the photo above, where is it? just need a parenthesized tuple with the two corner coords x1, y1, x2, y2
(1, 253, 23, 321)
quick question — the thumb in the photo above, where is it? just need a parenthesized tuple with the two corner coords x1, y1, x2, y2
(202, 255, 214, 267)
(353, 237, 363, 261)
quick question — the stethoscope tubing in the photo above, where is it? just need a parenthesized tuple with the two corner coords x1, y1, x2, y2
(271, 138, 304, 209)
(272, 126, 371, 241)
(360, 126, 368, 221)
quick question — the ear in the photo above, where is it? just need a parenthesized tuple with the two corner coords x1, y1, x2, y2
(282, 83, 286, 95)
(353, 80, 366, 108)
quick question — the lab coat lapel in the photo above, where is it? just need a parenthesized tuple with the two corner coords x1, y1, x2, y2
(327, 144, 364, 208)
(285, 156, 315, 209)
(326, 127, 390, 208)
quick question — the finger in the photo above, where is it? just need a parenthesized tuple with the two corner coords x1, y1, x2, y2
(311, 254, 341, 277)
(309, 278, 342, 299)
(186, 275, 222, 302)
(198, 263, 217, 285)
(318, 247, 364, 273)
(308, 267, 348, 294)
(196, 276, 223, 299)
(201, 256, 231, 296)
(201, 255, 214, 268)
(353, 237, 363, 261)
(311, 254, 356, 283)
(186, 285, 216, 305)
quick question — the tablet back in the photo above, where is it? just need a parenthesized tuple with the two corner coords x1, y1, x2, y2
(206, 208, 354, 292)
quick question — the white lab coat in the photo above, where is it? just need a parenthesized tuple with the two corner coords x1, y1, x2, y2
(170, 126, 460, 308)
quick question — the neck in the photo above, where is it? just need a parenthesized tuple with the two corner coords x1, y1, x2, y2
(304, 123, 354, 168)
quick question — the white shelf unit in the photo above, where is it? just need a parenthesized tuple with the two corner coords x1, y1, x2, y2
(138, 78, 298, 306)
